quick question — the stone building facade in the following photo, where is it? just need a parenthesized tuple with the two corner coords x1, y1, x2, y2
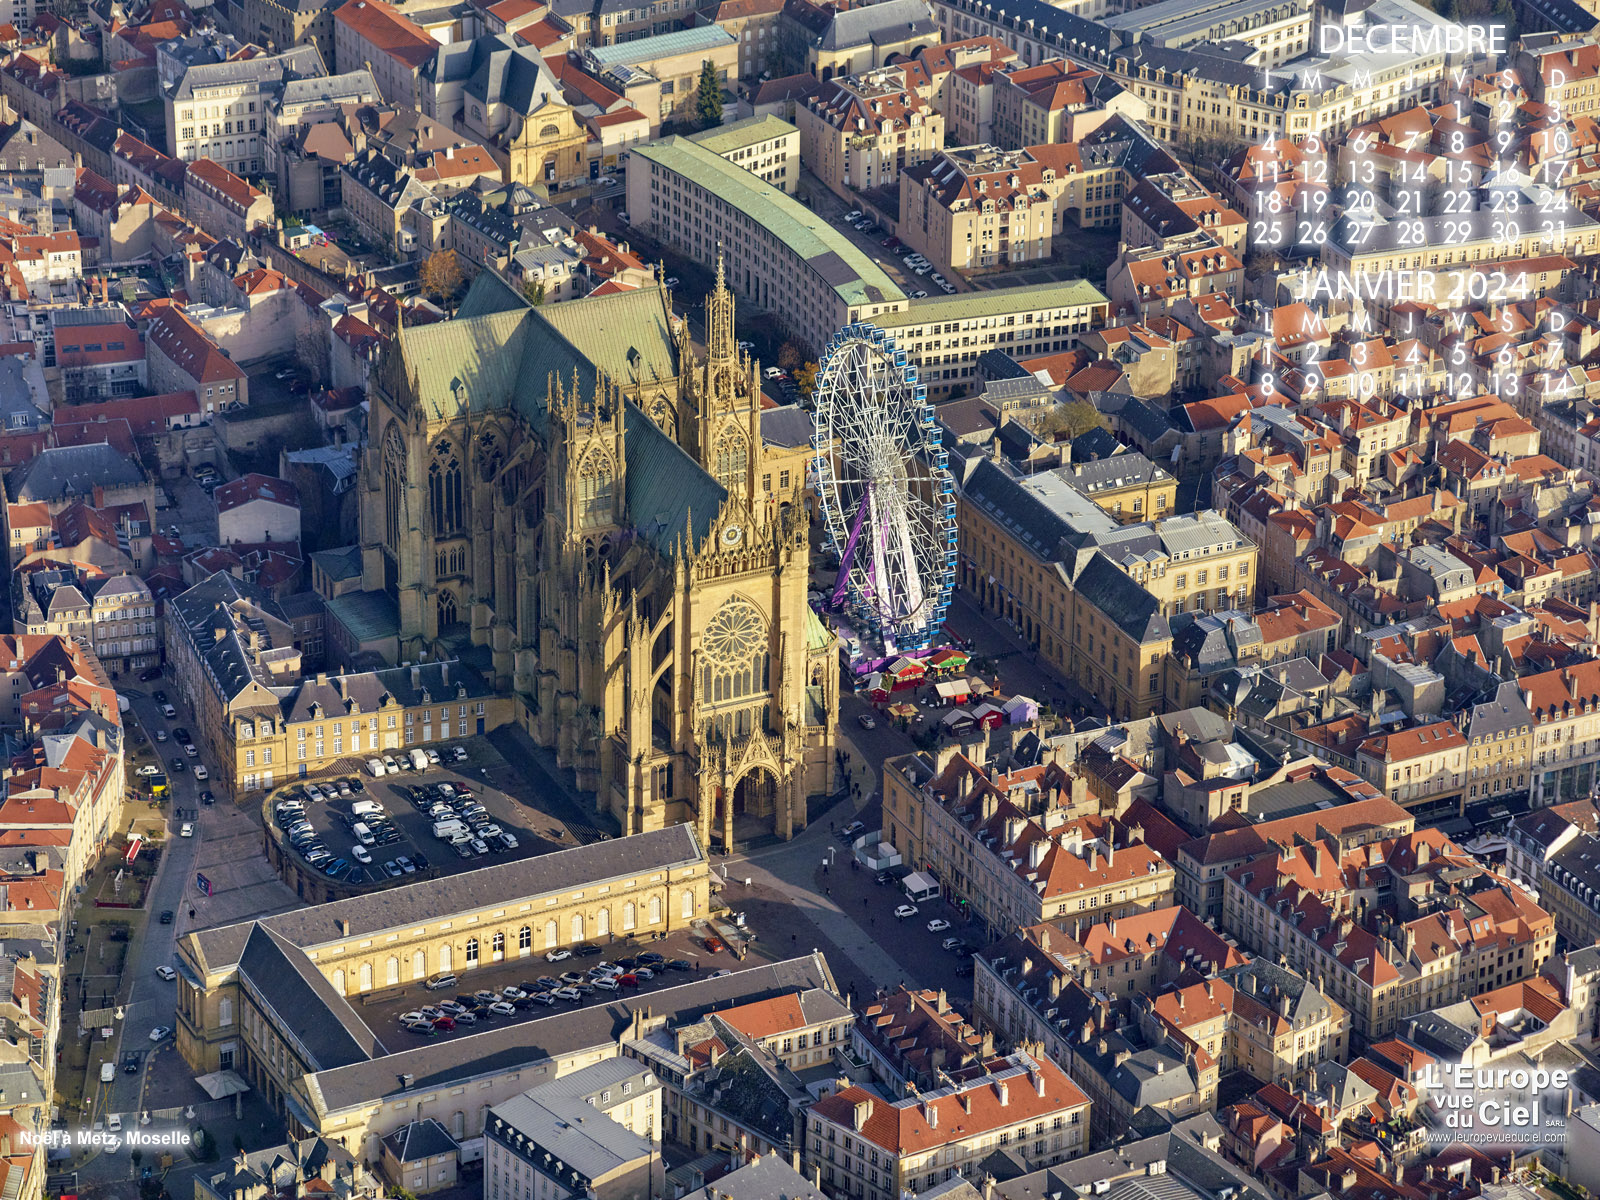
(356, 269, 836, 847)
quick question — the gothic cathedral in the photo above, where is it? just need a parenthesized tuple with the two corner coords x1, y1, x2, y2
(357, 265, 837, 847)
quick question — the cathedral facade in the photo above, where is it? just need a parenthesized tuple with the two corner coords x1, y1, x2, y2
(356, 266, 837, 846)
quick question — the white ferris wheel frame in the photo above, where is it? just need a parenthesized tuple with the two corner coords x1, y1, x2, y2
(810, 323, 956, 660)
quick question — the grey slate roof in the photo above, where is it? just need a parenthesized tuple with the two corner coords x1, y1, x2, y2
(307, 953, 837, 1114)
(383, 1118, 458, 1163)
(167, 571, 285, 706)
(816, 0, 933, 49)
(168, 44, 327, 101)
(1074, 553, 1169, 643)
(684, 1154, 827, 1200)
(239, 924, 386, 1071)
(194, 825, 702, 964)
(488, 1086, 652, 1183)
(8, 443, 144, 503)
(761, 405, 813, 449)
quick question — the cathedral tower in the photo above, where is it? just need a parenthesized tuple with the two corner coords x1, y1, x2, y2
(695, 255, 764, 524)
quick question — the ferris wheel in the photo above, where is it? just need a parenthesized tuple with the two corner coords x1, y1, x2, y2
(811, 323, 956, 661)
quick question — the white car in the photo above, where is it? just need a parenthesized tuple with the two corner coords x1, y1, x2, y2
(452, 747, 468, 761)
(107, 1114, 123, 1133)
(489, 1000, 516, 1016)
(149, 1025, 171, 1042)
(155, 965, 177, 981)
(160, 704, 177, 719)
(179, 822, 194, 838)
(927, 918, 951, 933)
(845, 209, 862, 221)
(193, 765, 209, 781)
(427, 749, 441, 764)
(894, 904, 919, 919)
(546, 948, 573, 962)
(594, 977, 620, 991)
(136, 765, 160, 777)
(351, 845, 372, 864)
(382, 755, 400, 773)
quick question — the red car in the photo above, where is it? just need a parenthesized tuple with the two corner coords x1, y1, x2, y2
(703, 936, 726, 954)
(433, 1015, 456, 1031)
(616, 973, 640, 988)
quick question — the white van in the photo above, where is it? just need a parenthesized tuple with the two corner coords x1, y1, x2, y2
(366, 758, 386, 777)
(352, 822, 376, 846)
(100, 1062, 115, 1083)
(433, 819, 467, 840)
(193, 764, 209, 781)
(409, 748, 429, 771)
(351, 799, 384, 818)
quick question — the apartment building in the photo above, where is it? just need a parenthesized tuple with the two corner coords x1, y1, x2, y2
(991, 58, 1143, 148)
(50, 305, 145, 401)
(185, 159, 275, 239)
(582, 26, 738, 132)
(626, 134, 906, 351)
(484, 1062, 661, 1200)
(1354, 715, 1470, 817)
(146, 308, 248, 413)
(881, 749, 1174, 940)
(333, 0, 435, 111)
(798, 70, 944, 202)
(876, 280, 1107, 397)
(1221, 829, 1555, 1039)
(1173, 796, 1412, 920)
(1140, 960, 1349, 1088)
(689, 114, 799, 194)
(804, 1052, 1089, 1200)
(165, 45, 327, 174)
(14, 569, 159, 680)
(899, 143, 1072, 272)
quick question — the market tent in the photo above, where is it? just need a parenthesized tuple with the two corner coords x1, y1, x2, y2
(928, 647, 970, 673)
(887, 657, 926, 685)
(864, 672, 891, 701)
(887, 702, 918, 718)
(1004, 695, 1039, 723)
(941, 709, 976, 734)
(973, 702, 1005, 730)
(934, 679, 972, 702)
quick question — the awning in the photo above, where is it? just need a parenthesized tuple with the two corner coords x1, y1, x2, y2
(194, 1070, 251, 1100)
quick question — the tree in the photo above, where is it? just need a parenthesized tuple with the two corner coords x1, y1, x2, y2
(1037, 398, 1109, 440)
(695, 60, 724, 130)
(419, 249, 465, 307)
(522, 278, 548, 306)
(792, 360, 819, 399)
(294, 323, 329, 389)
(777, 340, 804, 372)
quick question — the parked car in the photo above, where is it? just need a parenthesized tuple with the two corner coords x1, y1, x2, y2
(576, 942, 603, 957)
(149, 1025, 172, 1042)
(352, 845, 372, 864)
(927, 918, 951, 933)
(839, 821, 865, 841)
(546, 948, 572, 962)
(155, 965, 177, 981)
(424, 973, 458, 990)
(858, 713, 876, 729)
(179, 822, 194, 837)
(894, 904, 919, 919)
(703, 935, 726, 953)
(160, 910, 174, 924)
(941, 937, 966, 952)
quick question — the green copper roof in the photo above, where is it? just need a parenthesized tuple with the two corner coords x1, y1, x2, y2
(389, 271, 719, 558)
(874, 278, 1110, 327)
(630, 137, 906, 311)
(690, 114, 797, 156)
(804, 604, 833, 652)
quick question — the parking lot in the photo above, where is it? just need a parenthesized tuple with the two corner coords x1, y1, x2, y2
(358, 924, 745, 1049)
(271, 759, 566, 888)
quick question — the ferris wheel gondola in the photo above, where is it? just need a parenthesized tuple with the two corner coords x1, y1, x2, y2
(810, 323, 956, 661)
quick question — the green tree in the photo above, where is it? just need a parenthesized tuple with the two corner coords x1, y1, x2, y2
(1037, 398, 1109, 440)
(522, 278, 548, 306)
(695, 60, 724, 129)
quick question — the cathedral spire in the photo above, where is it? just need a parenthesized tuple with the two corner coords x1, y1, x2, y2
(707, 247, 736, 365)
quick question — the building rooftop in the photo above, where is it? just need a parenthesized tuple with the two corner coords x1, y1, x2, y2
(629, 137, 905, 310)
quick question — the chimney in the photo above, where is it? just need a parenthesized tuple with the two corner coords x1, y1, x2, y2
(995, 1080, 1009, 1106)
(852, 1098, 873, 1130)
(337, 919, 351, 936)
(1032, 1070, 1046, 1097)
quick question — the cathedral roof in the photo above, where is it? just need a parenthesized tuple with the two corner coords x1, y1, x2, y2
(385, 271, 723, 557)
